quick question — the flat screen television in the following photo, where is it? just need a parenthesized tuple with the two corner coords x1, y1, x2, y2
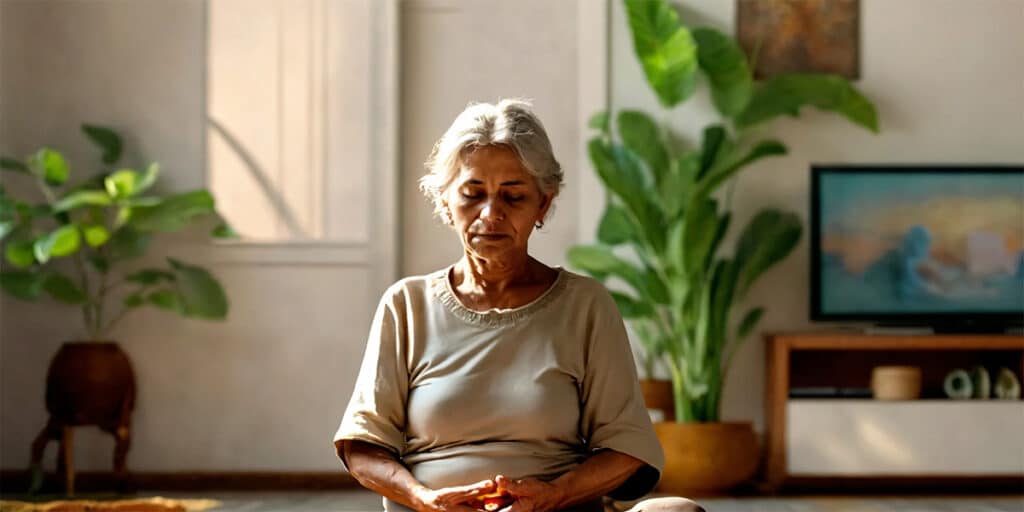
(810, 165, 1024, 333)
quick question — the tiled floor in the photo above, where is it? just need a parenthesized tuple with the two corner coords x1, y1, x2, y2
(141, 491, 1024, 512)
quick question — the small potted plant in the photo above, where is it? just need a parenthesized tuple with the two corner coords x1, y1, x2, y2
(568, 0, 879, 495)
(0, 124, 235, 492)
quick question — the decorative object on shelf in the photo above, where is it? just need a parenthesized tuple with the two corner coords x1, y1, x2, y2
(970, 365, 991, 399)
(943, 368, 974, 399)
(870, 365, 921, 400)
(736, 0, 860, 80)
(1, 124, 236, 494)
(993, 367, 1021, 399)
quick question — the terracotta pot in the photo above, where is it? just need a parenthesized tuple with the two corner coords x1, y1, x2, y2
(639, 379, 675, 421)
(47, 341, 136, 426)
(654, 421, 759, 496)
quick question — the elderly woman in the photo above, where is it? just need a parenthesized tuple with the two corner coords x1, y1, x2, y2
(334, 99, 703, 512)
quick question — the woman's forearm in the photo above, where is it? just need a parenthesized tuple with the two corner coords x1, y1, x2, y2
(549, 449, 646, 509)
(340, 440, 428, 510)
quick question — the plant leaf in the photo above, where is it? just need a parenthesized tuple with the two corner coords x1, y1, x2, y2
(624, 0, 698, 107)
(709, 258, 740, 353)
(597, 204, 636, 246)
(0, 271, 45, 300)
(734, 209, 803, 299)
(692, 27, 753, 118)
(88, 254, 110, 274)
(43, 272, 86, 304)
(81, 224, 110, 247)
(126, 268, 176, 285)
(617, 110, 669, 185)
(28, 148, 70, 186)
(641, 266, 670, 304)
(568, 244, 629, 275)
(610, 291, 655, 318)
(168, 258, 228, 318)
(33, 225, 81, 263)
(81, 124, 123, 164)
(735, 73, 879, 133)
(588, 138, 664, 252)
(658, 152, 699, 220)
(136, 163, 159, 194)
(53, 190, 113, 212)
(123, 292, 146, 308)
(691, 139, 787, 199)
(736, 306, 764, 342)
(105, 169, 142, 199)
(682, 197, 721, 278)
(567, 244, 648, 299)
(0, 157, 30, 174)
(65, 171, 112, 194)
(211, 222, 239, 239)
(698, 125, 727, 179)
(588, 111, 610, 133)
(5, 239, 35, 268)
(114, 206, 132, 228)
(129, 190, 215, 232)
(147, 288, 184, 312)
(106, 227, 151, 260)
(126, 196, 161, 207)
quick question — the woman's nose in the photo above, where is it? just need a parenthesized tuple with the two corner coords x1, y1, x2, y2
(479, 198, 504, 220)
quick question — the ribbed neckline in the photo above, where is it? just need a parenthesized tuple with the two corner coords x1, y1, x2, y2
(430, 264, 569, 328)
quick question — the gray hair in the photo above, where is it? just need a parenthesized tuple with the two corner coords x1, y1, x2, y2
(419, 99, 564, 222)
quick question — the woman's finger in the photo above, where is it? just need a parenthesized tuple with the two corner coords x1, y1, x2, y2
(439, 478, 497, 501)
(495, 475, 533, 497)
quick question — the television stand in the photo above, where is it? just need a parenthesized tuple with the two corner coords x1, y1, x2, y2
(763, 332, 1024, 492)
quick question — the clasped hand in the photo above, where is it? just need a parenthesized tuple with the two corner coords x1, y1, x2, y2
(414, 474, 566, 512)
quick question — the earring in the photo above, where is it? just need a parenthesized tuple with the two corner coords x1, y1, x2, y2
(535, 220, 544, 229)
(443, 209, 454, 226)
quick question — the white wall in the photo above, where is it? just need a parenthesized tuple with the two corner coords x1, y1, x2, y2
(608, 0, 1024, 430)
(400, 0, 581, 275)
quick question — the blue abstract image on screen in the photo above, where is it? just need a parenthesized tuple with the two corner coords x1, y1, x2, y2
(819, 172, 1024, 314)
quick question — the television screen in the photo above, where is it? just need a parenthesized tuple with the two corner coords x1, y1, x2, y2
(811, 165, 1024, 329)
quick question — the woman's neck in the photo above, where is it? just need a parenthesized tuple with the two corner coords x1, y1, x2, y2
(455, 253, 537, 296)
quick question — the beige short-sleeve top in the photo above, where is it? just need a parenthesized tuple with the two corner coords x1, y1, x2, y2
(334, 265, 664, 508)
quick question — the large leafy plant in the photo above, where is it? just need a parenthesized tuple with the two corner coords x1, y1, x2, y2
(0, 124, 236, 340)
(568, 0, 878, 422)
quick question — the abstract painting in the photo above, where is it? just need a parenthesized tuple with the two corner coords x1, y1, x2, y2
(737, 0, 860, 80)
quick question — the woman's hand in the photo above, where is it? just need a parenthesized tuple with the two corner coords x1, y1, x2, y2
(412, 479, 500, 512)
(495, 474, 566, 512)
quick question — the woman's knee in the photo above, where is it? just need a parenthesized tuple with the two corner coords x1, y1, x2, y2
(624, 497, 706, 512)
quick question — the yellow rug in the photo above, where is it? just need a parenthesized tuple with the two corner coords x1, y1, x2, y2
(0, 497, 219, 512)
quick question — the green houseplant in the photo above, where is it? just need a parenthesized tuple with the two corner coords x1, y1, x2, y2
(568, 0, 879, 494)
(0, 124, 235, 493)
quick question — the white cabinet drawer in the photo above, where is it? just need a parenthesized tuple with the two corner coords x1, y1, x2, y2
(786, 400, 1024, 475)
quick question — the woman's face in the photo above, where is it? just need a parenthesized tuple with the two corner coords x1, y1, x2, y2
(443, 145, 554, 261)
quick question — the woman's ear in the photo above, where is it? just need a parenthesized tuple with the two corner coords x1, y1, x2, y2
(538, 192, 555, 218)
